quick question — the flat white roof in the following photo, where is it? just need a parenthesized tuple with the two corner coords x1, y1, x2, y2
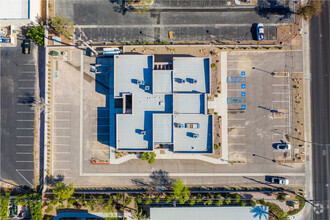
(0, 0, 29, 19)
(153, 114, 172, 143)
(173, 57, 210, 93)
(150, 206, 269, 220)
(153, 70, 172, 94)
(173, 94, 205, 114)
(173, 114, 212, 153)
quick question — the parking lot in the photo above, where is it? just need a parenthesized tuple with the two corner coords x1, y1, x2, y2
(226, 50, 302, 163)
(56, 0, 295, 43)
(0, 40, 37, 187)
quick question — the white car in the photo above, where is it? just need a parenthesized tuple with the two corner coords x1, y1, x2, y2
(257, 23, 264, 41)
(270, 177, 289, 185)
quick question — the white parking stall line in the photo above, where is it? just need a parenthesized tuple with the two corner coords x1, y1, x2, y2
(55, 136, 71, 138)
(92, 149, 110, 152)
(17, 120, 34, 121)
(54, 127, 71, 129)
(54, 160, 71, 163)
(16, 128, 34, 130)
(18, 87, 35, 90)
(17, 112, 34, 114)
(54, 110, 70, 113)
(273, 133, 284, 136)
(17, 136, 34, 138)
(227, 68, 245, 70)
(272, 92, 289, 95)
(54, 152, 71, 154)
(16, 152, 33, 154)
(16, 144, 34, 146)
(227, 89, 245, 91)
(54, 144, 70, 146)
(16, 161, 34, 163)
(53, 169, 72, 171)
(228, 126, 245, 129)
(54, 103, 70, 105)
(18, 79, 35, 81)
(272, 100, 290, 103)
(55, 119, 70, 121)
(228, 143, 246, 146)
(273, 125, 288, 128)
(272, 84, 289, 86)
(228, 134, 246, 137)
(228, 118, 245, 120)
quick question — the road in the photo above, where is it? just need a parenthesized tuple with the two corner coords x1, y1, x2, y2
(310, 1, 330, 219)
(0, 39, 37, 188)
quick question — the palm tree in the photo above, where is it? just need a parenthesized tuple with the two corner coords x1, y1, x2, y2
(250, 206, 268, 220)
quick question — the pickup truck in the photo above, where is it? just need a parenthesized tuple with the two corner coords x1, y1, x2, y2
(23, 40, 31, 54)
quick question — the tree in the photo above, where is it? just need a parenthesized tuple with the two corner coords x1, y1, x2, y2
(141, 152, 156, 164)
(173, 178, 190, 203)
(215, 199, 223, 206)
(125, 197, 132, 206)
(30, 200, 42, 220)
(49, 14, 74, 39)
(276, 193, 286, 202)
(240, 200, 247, 207)
(233, 193, 241, 204)
(32, 97, 47, 113)
(15, 194, 28, 206)
(26, 26, 44, 46)
(53, 182, 74, 200)
(0, 193, 10, 220)
(297, 0, 322, 20)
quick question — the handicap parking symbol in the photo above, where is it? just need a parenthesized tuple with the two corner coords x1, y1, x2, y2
(241, 92, 246, 96)
(241, 105, 246, 110)
(241, 71, 245, 76)
(241, 84, 246, 89)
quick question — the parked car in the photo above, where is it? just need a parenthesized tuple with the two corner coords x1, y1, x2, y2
(256, 23, 264, 41)
(270, 177, 289, 185)
(23, 40, 31, 54)
(274, 143, 291, 150)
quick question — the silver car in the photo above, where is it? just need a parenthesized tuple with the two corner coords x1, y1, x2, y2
(270, 177, 289, 185)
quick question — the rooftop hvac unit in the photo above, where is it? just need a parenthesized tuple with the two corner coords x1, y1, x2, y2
(192, 133, 199, 138)
(193, 79, 198, 84)
(182, 79, 186, 84)
(145, 86, 150, 91)
(141, 130, 146, 135)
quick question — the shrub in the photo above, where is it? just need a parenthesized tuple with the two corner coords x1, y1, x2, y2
(211, 63, 217, 68)
(214, 144, 219, 150)
(53, 182, 74, 200)
(125, 197, 132, 206)
(26, 26, 44, 46)
(0, 193, 10, 220)
(189, 199, 196, 206)
(45, 205, 53, 213)
(116, 193, 123, 200)
(215, 199, 223, 206)
(196, 194, 203, 203)
(240, 200, 247, 207)
(154, 196, 160, 203)
(145, 198, 152, 205)
(276, 193, 286, 202)
(30, 200, 42, 220)
(233, 193, 241, 204)
(165, 195, 172, 203)
(249, 200, 256, 207)
(287, 196, 306, 215)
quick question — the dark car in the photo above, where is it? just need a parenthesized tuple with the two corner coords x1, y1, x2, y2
(23, 40, 31, 54)
(274, 143, 291, 150)
(256, 23, 264, 41)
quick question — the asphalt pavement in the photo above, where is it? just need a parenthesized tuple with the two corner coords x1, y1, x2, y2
(310, 1, 330, 219)
(0, 39, 37, 188)
(56, 0, 295, 42)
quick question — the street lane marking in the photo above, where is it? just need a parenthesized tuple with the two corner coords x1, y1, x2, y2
(18, 87, 35, 90)
(17, 136, 34, 138)
(16, 128, 34, 130)
(19, 79, 35, 81)
(81, 172, 306, 177)
(16, 144, 33, 146)
(16, 161, 34, 163)
(17, 112, 34, 113)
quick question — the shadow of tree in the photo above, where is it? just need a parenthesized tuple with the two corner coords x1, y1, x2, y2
(255, 0, 295, 21)
(46, 175, 65, 186)
(131, 170, 174, 195)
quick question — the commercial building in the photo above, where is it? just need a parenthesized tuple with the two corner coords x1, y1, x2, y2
(113, 55, 213, 154)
